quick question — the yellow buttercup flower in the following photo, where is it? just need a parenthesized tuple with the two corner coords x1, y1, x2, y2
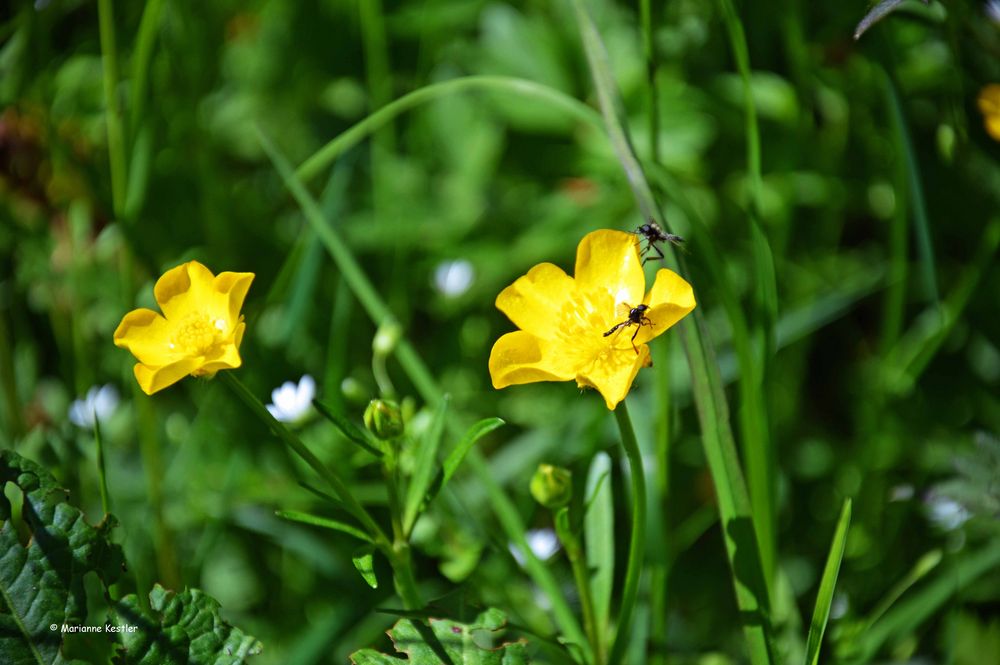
(114, 261, 254, 395)
(489, 229, 695, 410)
(979, 84, 1000, 141)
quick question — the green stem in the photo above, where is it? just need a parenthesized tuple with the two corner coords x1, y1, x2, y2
(93, 418, 111, 515)
(129, 0, 165, 133)
(97, 0, 127, 216)
(639, 0, 659, 164)
(295, 76, 603, 184)
(220, 372, 387, 546)
(555, 508, 604, 665)
(608, 402, 646, 665)
(389, 543, 423, 611)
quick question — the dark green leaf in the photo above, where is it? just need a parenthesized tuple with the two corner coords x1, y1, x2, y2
(349, 608, 526, 664)
(0, 449, 124, 665)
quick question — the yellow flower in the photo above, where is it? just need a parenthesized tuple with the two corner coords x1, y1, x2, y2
(979, 84, 1000, 141)
(489, 229, 695, 410)
(114, 261, 254, 395)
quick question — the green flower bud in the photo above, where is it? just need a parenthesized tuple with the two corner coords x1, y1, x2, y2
(530, 464, 572, 509)
(364, 399, 404, 440)
(373, 322, 402, 356)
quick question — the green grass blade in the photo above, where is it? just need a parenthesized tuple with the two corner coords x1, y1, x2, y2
(585, 452, 614, 647)
(804, 498, 852, 665)
(849, 542, 1000, 663)
(296, 76, 603, 184)
(883, 68, 938, 302)
(402, 395, 450, 536)
(426, 417, 505, 504)
(569, 2, 776, 663)
(718, 0, 778, 584)
(276, 509, 372, 543)
(312, 399, 384, 458)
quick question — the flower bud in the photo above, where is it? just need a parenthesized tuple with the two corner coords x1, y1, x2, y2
(364, 399, 404, 440)
(373, 322, 402, 356)
(530, 464, 572, 509)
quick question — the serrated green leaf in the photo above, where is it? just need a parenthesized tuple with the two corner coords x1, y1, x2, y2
(402, 395, 450, 536)
(0, 449, 125, 665)
(804, 498, 851, 665)
(112, 585, 262, 665)
(426, 417, 505, 504)
(349, 608, 527, 664)
(352, 546, 378, 589)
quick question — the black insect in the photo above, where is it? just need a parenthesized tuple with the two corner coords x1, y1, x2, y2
(603, 304, 653, 354)
(635, 220, 684, 264)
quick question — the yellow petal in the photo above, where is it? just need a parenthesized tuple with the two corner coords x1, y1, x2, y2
(133, 357, 203, 395)
(495, 263, 576, 339)
(155, 261, 253, 333)
(198, 322, 245, 374)
(574, 229, 645, 310)
(577, 344, 651, 410)
(635, 268, 696, 345)
(489, 331, 576, 389)
(986, 115, 1000, 142)
(214, 272, 255, 327)
(113, 308, 180, 366)
(978, 84, 1000, 115)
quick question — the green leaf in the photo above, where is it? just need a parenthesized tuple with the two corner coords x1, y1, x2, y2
(112, 585, 262, 665)
(0, 449, 125, 665)
(313, 399, 384, 458)
(426, 418, 505, 504)
(804, 498, 851, 665)
(275, 509, 372, 543)
(402, 395, 450, 536)
(584, 452, 613, 636)
(349, 608, 526, 664)
(352, 546, 378, 589)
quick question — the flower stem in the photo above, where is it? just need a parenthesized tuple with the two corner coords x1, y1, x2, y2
(220, 372, 386, 545)
(555, 508, 604, 665)
(93, 418, 112, 516)
(97, 0, 127, 216)
(608, 401, 646, 665)
(220, 371, 424, 610)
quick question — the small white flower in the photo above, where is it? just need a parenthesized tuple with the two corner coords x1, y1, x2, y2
(509, 528, 561, 567)
(925, 493, 971, 531)
(266, 375, 316, 423)
(69, 384, 119, 429)
(433, 259, 475, 298)
(987, 0, 1000, 25)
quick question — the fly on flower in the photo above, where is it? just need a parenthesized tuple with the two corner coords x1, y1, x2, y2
(114, 261, 254, 395)
(603, 303, 653, 354)
(489, 229, 695, 410)
(635, 219, 684, 265)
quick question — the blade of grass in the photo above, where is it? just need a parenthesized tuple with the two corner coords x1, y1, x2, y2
(569, 2, 776, 663)
(97, 0, 127, 217)
(585, 451, 614, 661)
(849, 541, 1000, 663)
(129, 0, 164, 132)
(804, 499, 852, 665)
(297, 76, 603, 184)
(276, 509, 372, 543)
(717, 0, 778, 585)
(426, 417, 505, 504)
(882, 66, 939, 302)
(402, 395, 450, 536)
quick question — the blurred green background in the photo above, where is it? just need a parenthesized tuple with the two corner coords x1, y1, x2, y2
(2, 0, 1000, 662)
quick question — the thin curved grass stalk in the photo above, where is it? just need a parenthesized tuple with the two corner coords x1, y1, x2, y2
(568, 1, 777, 663)
(296, 76, 603, 184)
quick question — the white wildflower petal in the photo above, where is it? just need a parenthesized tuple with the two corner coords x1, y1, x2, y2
(266, 403, 287, 422)
(275, 382, 299, 414)
(68, 401, 90, 428)
(433, 259, 475, 297)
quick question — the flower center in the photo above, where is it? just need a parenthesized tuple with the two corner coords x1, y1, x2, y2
(172, 314, 224, 355)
